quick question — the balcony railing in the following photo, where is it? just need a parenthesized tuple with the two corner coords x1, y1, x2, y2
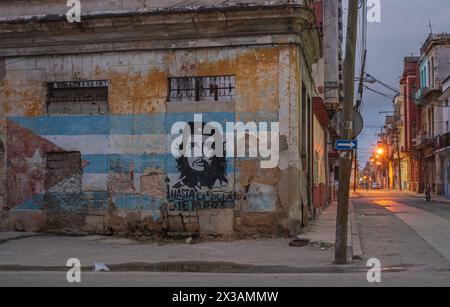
(415, 87, 427, 105)
(415, 86, 443, 105)
(437, 132, 450, 150)
(412, 134, 436, 149)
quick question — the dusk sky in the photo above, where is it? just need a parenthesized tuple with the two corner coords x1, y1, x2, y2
(353, 0, 450, 164)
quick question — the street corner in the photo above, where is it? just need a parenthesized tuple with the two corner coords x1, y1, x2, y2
(2, 0, 450, 289)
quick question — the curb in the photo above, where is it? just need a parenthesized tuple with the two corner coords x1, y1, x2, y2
(350, 191, 361, 199)
(0, 262, 367, 274)
(401, 190, 450, 205)
(0, 232, 39, 244)
(349, 201, 363, 260)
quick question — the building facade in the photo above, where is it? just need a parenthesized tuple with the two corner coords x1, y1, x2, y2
(393, 94, 409, 190)
(0, 0, 326, 237)
(312, 97, 329, 212)
(414, 34, 450, 195)
(437, 75, 450, 199)
(399, 57, 422, 192)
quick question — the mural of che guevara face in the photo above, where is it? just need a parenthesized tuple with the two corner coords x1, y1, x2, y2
(173, 122, 228, 190)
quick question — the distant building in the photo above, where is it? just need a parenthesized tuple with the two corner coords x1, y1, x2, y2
(385, 115, 398, 190)
(399, 56, 421, 192)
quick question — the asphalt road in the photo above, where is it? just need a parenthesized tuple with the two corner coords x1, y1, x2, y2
(1, 271, 450, 287)
(352, 190, 450, 275)
(1, 190, 450, 287)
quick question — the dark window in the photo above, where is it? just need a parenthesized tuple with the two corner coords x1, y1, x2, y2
(168, 76, 235, 102)
(47, 80, 108, 114)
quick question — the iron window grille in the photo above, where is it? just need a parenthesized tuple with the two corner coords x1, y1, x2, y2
(46, 80, 109, 114)
(169, 76, 235, 102)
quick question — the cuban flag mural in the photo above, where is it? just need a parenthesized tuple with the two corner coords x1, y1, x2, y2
(6, 111, 241, 227)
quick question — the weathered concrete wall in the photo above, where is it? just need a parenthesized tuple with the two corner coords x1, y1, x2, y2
(322, 0, 341, 109)
(0, 1, 321, 237)
(0, 57, 7, 230)
(1, 44, 313, 236)
(0, 0, 310, 20)
(313, 112, 327, 210)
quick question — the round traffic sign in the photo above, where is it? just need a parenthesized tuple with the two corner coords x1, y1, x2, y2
(334, 109, 364, 139)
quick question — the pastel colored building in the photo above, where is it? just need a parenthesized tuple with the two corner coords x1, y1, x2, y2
(415, 34, 450, 194)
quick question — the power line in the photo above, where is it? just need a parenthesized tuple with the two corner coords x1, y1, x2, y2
(366, 73, 400, 94)
(364, 85, 397, 100)
(365, 73, 418, 103)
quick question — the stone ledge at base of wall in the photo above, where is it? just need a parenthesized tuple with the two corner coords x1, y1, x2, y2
(2, 207, 302, 239)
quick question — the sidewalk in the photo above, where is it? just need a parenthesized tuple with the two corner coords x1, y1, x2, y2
(296, 202, 362, 260)
(0, 203, 362, 273)
(398, 190, 450, 205)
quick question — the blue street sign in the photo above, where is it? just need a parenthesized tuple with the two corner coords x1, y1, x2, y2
(335, 140, 358, 151)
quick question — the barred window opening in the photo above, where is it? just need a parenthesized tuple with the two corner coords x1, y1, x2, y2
(169, 76, 235, 102)
(47, 80, 109, 115)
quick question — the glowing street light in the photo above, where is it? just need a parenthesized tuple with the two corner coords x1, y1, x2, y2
(376, 148, 384, 155)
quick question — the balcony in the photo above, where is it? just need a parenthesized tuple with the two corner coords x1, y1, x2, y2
(412, 134, 436, 150)
(415, 86, 443, 106)
(437, 132, 450, 150)
(415, 87, 427, 105)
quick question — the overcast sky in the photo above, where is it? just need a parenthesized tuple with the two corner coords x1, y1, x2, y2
(352, 0, 450, 164)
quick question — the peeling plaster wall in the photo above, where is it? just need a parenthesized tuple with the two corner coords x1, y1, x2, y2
(2, 44, 313, 236)
(0, 57, 7, 230)
(0, 129, 6, 230)
(313, 113, 327, 210)
(0, 0, 310, 20)
(0, 1, 322, 237)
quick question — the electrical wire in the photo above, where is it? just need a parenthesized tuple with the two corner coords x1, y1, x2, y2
(364, 85, 397, 100)
(366, 73, 401, 94)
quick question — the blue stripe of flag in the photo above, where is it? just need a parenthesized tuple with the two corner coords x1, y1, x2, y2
(10, 112, 278, 136)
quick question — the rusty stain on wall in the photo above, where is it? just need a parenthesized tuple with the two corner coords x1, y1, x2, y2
(0, 45, 309, 237)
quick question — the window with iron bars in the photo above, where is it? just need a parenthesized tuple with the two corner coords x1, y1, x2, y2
(168, 76, 235, 102)
(47, 80, 109, 115)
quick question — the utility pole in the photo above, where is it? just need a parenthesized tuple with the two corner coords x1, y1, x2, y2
(335, 0, 359, 265)
(381, 109, 403, 191)
(354, 49, 367, 193)
(396, 128, 402, 191)
(391, 116, 402, 191)
(393, 104, 403, 191)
